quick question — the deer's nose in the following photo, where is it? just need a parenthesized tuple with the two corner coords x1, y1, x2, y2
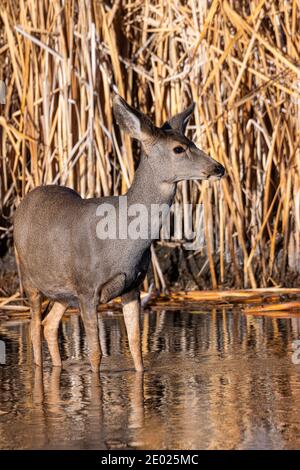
(214, 163, 225, 177)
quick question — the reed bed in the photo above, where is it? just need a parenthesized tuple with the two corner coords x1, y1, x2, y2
(0, 0, 299, 290)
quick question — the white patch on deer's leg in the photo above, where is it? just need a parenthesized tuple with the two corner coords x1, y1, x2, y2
(122, 290, 144, 372)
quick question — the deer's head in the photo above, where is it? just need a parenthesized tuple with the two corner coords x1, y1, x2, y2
(113, 94, 225, 183)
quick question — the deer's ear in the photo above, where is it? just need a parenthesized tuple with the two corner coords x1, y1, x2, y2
(161, 102, 195, 134)
(113, 94, 154, 142)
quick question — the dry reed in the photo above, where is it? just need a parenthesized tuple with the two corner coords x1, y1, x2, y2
(0, 0, 299, 290)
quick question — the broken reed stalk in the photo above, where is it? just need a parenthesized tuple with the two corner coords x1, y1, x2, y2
(0, 0, 299, 291)
(243, 301, 300, 313)
(171, 288, 300, 301)
(1, 288, 300, 314)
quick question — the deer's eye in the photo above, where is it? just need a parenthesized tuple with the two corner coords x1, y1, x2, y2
(173, 146, 185, 154)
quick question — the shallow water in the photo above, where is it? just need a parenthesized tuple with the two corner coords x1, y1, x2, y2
(1, 307, 300, 450)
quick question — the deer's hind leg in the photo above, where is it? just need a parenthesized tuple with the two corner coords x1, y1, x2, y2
(26, 285, 42, 367)
(43, 302, 67, 367)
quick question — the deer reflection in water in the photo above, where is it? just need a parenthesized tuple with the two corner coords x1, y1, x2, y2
(29, 366, 144, 450)
(1, 309, 300, 449)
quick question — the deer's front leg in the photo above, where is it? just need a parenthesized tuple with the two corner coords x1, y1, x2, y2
(80, 297, 101, 373)
(43, 301, 67, 367)
(122, 289, 144, 372)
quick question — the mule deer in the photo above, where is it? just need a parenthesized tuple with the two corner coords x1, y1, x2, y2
(14, 94, 225, 372)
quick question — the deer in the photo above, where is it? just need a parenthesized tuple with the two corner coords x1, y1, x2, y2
(13, 94, 225, 373)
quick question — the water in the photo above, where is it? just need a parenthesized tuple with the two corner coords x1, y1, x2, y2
(1, 307, 300, 450)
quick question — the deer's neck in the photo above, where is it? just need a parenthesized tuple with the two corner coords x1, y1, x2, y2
(125, 152, 176, 243)
(127, 153, 175, 206)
